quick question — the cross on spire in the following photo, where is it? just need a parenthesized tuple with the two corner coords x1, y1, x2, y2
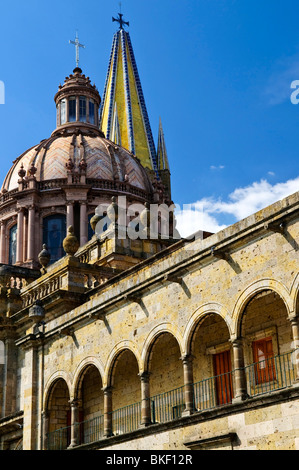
(112, 13, 129, 30)
(69, 31, 85, 68)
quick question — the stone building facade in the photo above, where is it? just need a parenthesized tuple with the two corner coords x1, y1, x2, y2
(0, 16, 299, 451)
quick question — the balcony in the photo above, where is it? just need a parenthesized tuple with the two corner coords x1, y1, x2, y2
(46, 350, 298, 450)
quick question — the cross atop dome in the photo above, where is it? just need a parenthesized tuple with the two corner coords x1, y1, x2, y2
(69, 31, 85, 68)
(112, 12, 129, 30)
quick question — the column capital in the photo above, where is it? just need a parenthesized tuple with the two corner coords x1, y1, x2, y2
(289, 315, 299, 324)
(69, 398, 82, 408)
(102, 385, 113, 395)
(229, 336, 245, 346)
(180, 353, 195, 365)
(138, 371, 151, 382)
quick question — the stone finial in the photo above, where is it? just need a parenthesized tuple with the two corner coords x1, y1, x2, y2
(28, 162, 37, 178)
(18, 163, 26, 179)
(63, 226, 79, 256)
(65, 157, 75, 172)
(90, 213, 101, 232)
(107, 196, 119, 224)
(140, 202, 151, 229)
(38, 244, 51, 274)
(79, 157, 87, 173)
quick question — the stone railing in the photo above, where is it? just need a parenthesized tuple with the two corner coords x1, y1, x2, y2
(0, 264, 40, 289)
(0, 264, 40, 317)
(20, 256, 117, 311)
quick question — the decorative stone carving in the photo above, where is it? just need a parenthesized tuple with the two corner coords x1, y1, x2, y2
(18, 164, 26, 180)
(28, 300, 45, 324)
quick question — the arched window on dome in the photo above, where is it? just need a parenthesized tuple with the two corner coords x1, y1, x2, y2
(60, 99, 66, 124)
(79, 96, 86, 122)
(9, 225, 17, 265)
(89, 99, 95, 125)
(43, 215, 66, 264)
(69, 96, 76, 122)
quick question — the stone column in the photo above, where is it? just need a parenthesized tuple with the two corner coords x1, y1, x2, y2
(68, 399, 80, 448)
(1, 336, 18, 417)
(66, 97, 69, 123)
(16, 208, 24, 265)
(27, 205, 35, 262)
(86, 98, 90, 123)
(139, 372, 151, 427)
(66, 201, 74, 228)
(23, 212, 28, 263)
(231, 338, 248, 402)
(41, 410, 49, 450)
(22, 339, 39, 450)
(80, 202, 88, 246)
(76, 96, 80, 121)
(289, 316, 299, 382)
(0, 221, 6, 263)
(181, 354, 195, 416)
(103, 386, 113, 437)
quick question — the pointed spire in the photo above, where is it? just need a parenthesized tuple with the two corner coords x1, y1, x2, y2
(157, 118, 170, 171)
(100, 16, 158, 172)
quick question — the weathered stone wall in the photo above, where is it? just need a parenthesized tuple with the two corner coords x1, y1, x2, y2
(102, 397, 299, 450)
(9, 192, 299, 449)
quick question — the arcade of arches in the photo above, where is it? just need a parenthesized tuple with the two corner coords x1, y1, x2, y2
(43, 286, 299, 449)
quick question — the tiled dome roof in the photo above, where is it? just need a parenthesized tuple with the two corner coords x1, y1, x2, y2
(1, 133, 153, 194)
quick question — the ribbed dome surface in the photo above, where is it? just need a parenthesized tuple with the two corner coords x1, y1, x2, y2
(2, 133, 153, 194)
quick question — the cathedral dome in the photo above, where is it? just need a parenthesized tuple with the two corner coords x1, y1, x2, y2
(0, 65, 161, 269)
(1, 67, 153, 195)
(1, 133, 152, 194)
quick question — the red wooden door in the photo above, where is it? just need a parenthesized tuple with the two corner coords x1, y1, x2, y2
(253, 337, 276, 384)
(213, 350, 233, 405)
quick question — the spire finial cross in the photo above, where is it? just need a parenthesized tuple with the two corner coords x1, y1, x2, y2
(69, 31, 85, 68)
(112, 12, 129, 30)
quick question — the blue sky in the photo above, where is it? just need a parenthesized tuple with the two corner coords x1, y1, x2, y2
(0, 0, 299, 236)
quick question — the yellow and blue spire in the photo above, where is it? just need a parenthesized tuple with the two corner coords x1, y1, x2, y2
(100, 13, 159, 173)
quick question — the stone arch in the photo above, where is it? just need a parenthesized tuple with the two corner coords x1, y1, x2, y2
(183, 302, 233, 356)
(142, 324, 185, 418)
(290, 272, 299, 316)
(44, 373, 72, 449)
(105, 343, 142, 428)
(104, 340, 142, 388)
(233, 279, 293, 338)
(72, 356, 104, 399)
(44, 371, 72, 409)
(141, 322, 184, 371)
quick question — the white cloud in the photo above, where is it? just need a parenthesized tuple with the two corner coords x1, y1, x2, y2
(175, 176, 299, 238)
(210, 165, 225, 170)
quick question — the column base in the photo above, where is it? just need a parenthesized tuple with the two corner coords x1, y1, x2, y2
(232, 394, 249, 404)
(292, 378, 299, 388)
(181, 409, 195, 417)
(139, 421, 152, 429)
